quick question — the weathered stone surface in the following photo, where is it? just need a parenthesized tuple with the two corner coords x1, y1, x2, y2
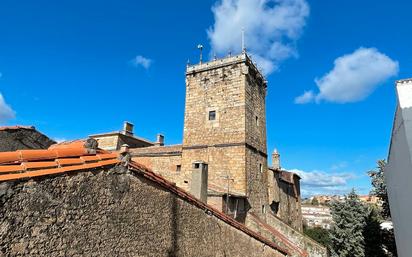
(0, 167, 286, 257)
(268, 169, 303, 231)
(0, 127, 55, 151)
(182, 54, 268, 217)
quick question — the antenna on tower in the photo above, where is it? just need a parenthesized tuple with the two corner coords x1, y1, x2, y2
(241, 27, 246, 54)
(197, 44, 203, 64)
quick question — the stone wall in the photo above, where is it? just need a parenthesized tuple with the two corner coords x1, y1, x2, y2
(0, 127, 55, 152)
(132, 155, 182, 184)
(93, 135, 119, 151)
(181, 146, 246, 193)
(268, 169, 303, 232)
(264, 213, 328, 257)
(0, 166, 287, 257)
(246, 148, 269, 217)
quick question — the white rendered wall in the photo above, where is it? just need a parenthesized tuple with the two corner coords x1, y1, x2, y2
(386, 79, 412, 257)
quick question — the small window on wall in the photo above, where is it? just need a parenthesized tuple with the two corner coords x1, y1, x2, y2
(270, 201, 280, 214)
(176, 165, 181, 172)
(255, 116, 259, 126)
(259, 163, 263, 173)
(209, 110, 216, 121)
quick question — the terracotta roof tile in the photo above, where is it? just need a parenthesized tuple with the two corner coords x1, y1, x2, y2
(23, 161, 58, 170)
(0, 165, 24, 173)
(0, 140, 120, 182)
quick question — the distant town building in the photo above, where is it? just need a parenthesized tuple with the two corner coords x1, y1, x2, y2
(307, 195, 345, 205)
(358, 195, 380, 205)
(302, 205, 333, 229)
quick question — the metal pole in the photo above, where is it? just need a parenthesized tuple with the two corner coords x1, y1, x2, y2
(197, 44, 203, 64)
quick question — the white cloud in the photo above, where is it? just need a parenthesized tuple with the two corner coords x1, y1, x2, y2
(295, 47, 399, 104)
(53, 138, 67, 143)
(208, 0, 309, 75)
(0, 93, 15, 124)
(131, 55, 152, 69)
(289, 168, 356, 196)
(294, 90, 314, 104)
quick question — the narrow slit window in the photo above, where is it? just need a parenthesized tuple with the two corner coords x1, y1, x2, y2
(176, 165, 181, 172)
(255, 116, 259, 126)
(209, 110, 216, 121)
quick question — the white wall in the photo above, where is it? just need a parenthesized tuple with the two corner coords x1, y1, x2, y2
(386, 79, 412, 257)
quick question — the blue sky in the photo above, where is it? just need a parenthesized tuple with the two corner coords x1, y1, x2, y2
(0, 0, 411, 197)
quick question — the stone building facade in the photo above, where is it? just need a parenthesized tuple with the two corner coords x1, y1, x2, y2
(130, 53, 327, 256)
(90, 121, 155, 151)
(131, 54, 302, 224)
(181, 54, 269, 217)
(132, 54, 269, 217)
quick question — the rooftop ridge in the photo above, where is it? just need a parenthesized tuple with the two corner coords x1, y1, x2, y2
(396, 78, 412, 84)
(0, 125, 35, 131)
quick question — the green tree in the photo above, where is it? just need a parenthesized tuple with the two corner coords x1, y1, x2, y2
(363, 207, 386, 257)
(368, 160, 391, 218)
(329, 189, 367, 257)
(304, 227, 331, 249)
(368, 160, 397, 257)
(311, 197, 319, 205)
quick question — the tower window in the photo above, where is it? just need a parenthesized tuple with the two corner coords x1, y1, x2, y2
(259, 163, 263, 173)
(176, 165, 181, 172)
(209, 110, 216, 121)
(255, 116, 259, 126)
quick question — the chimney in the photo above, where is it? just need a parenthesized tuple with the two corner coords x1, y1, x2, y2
(190, 161, 208, 203)
(272, 149, 280, 169)
(155, 134, 164, 146)
(120, 144, 129, 153)
(122, 121, 134, 136)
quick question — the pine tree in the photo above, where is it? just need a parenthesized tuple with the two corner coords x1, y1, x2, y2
(363, 207, 386, 257)
(368, 160, 397, 256)
(330, 189, 367, 257)
(368, 160, 391, 218)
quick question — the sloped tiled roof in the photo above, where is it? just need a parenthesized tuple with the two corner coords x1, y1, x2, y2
(270, 168, 301, 184)
(0, 139, 119, 182)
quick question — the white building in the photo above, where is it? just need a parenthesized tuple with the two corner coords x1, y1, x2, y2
(385, 78, 412, 257)
(301, 205, 333, 229)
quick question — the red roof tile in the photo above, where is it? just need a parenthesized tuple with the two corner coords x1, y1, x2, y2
(0, 140, 120, 182)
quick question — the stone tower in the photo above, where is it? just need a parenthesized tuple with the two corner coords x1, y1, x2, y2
(181, 53, 269, 216)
